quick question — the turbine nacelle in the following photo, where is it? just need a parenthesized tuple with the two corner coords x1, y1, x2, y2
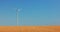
(16, 8, 22, 12)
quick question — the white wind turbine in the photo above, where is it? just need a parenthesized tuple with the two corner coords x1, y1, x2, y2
(16, 8, 22, 26)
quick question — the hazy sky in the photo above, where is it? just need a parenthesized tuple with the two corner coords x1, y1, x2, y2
(0, 0, 60, 26)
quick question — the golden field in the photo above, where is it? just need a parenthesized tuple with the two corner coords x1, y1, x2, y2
(0, 26, 60, 32)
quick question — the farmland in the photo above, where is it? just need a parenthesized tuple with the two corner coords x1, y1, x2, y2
(0, 26, 60, 32)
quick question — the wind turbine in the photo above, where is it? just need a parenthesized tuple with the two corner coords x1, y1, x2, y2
(16, 8, 22, 26)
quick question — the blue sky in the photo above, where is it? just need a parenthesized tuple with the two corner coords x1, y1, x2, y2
(0, 0, 60, 26)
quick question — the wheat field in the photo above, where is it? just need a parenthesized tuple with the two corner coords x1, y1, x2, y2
(0, 26, 60, 32)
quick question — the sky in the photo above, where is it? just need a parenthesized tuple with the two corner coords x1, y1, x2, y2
(0, 0, 60, 26)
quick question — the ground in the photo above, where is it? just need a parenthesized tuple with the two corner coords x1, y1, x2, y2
(0, 26, 60, 32)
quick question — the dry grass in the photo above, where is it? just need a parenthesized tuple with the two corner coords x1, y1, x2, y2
(0, 26, 60, 32)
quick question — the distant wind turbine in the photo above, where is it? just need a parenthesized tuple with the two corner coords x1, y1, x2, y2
(16, 8, 22, 26)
